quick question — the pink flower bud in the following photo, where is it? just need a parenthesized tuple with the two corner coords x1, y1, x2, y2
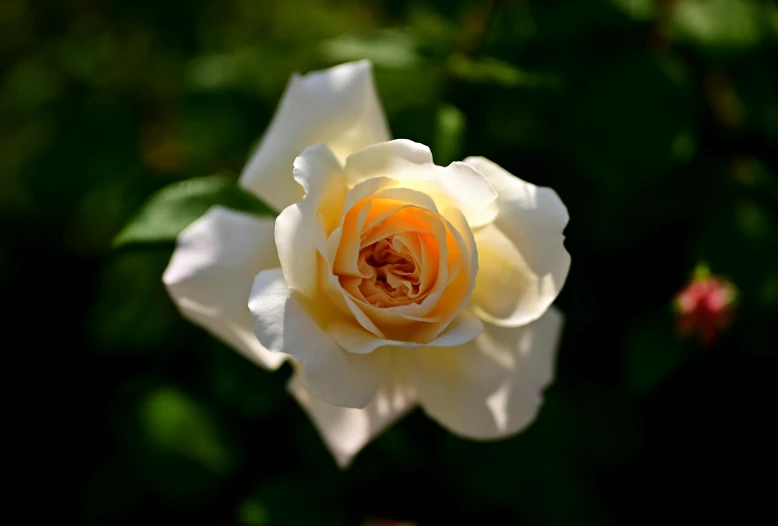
(675, 265, 737, 346)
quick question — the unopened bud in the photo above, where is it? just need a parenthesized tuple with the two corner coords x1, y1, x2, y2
(675, 264, 737, 346)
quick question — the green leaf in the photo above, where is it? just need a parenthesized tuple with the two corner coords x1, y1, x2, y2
(671, 0, 766, 59)
(140, 386, 235, 474)
(433, 104, 465, 166)
(113, 174, 274, 247)
(610, 0, 657, 21)
(126, 385, 241, 503)
(238, 498, 269, 526)
(319, 30, 421, 69)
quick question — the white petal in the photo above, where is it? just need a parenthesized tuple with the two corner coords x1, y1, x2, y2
(275, 143, 346, 297)
(329, 309, 482, 354)
(248, 268, 384, 408)
(240, 60, 390, 212)
(345, 140, 498, 228)
(431, 162, 498, 228)
(328, 321, 420, 354)
(288, 366, 416, 468)
(426, 309, 484, 347)
(162, 206, 284, 370)
(464, 156, 570, 327)
(402, 307, 564, 439)
(344, 139, 434, 184)
(471, 224, 539, 327)
(371, 186, 438, 213)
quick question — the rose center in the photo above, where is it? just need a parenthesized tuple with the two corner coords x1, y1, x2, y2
(357, 236, 423, 307)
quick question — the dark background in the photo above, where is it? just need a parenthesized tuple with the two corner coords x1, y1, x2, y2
(3, 0, 777, 524)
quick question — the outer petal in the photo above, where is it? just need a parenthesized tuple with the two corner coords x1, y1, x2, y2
(471, 224, 539, 327)
(163, 206, 284, 370)
(343, 139, 434, 184)
(328, 310, 483, 354)
(402, 306, 563, 439)
(288, 365, 416, 468)
(239, 60, 390, 212)
(464, 156, 570, 327)
(275, 143, 347, 297)
(345, 140, 498, 228)
(248, 268, 385, 408)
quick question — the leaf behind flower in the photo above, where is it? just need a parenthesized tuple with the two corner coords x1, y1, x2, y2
(113, 174, 274, 247)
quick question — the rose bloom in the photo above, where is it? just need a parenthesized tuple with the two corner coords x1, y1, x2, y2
(163, 61, 570, 467)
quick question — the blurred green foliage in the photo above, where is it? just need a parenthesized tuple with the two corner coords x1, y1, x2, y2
(114, 175, 273, 247)
(2, 0, 777, 524)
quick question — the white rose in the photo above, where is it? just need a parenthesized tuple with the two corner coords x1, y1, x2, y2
(163, 60, 570, 467)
